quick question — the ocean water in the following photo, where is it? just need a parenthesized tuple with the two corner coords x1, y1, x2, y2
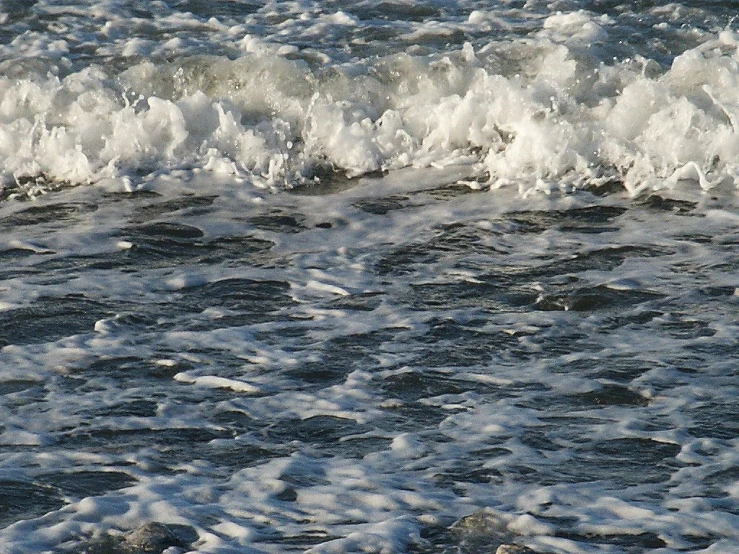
(1, 1, 739, 552)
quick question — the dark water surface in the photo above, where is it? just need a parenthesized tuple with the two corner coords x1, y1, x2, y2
(1, 174, 738, 552)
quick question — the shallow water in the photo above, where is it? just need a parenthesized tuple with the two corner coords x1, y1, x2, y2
(1, 171, 738, 553)
(1, 1, 739, 553)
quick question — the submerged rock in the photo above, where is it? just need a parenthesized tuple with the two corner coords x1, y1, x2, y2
(81, 522, 197, 554)
(496, 545, 537, 554)
(448, 509, 540, 554)
(125, 522, 192, 553)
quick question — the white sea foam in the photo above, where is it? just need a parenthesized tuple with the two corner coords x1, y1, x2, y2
(1, 6, 739, 198)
